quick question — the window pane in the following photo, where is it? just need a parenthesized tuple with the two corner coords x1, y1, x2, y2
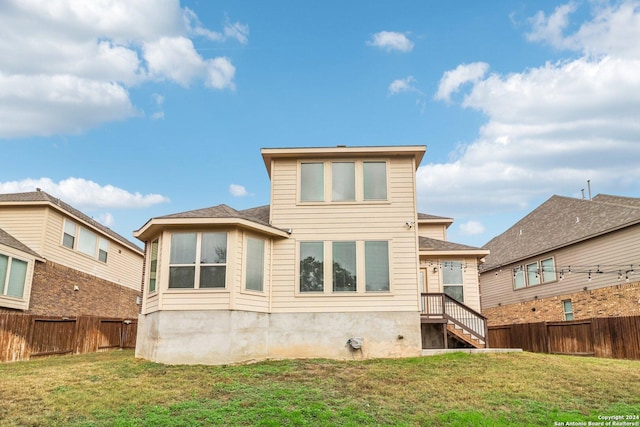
(300, 242, 323, 292)
(332, 162, 355, 201)
(7, 259, 27, 298)
(563, 300, 574, 320)
(0, 255, 8, 295)
(170, 233, 197, 264)
(301, 163, 324, 202)
(201, 232, 227, 264)
(541, 258, 555, 282)
(513, 266, 525, 289)
(333, 242, 356, 292)
(98, 238, 108, 262)
(442, 261, 463, 284)
(365, 241, 389, 292)
(62, 220, 76, 249)
(444, 285, 464, 303)
(168, 266, 195, 288)
(200, 266, 226, 288)
(527, 262, 540, 286)
(363, 162, 387, 200)
(149, 239, 159, 293)
(246, 237, 264, 291)
(78, 227, 97, 257)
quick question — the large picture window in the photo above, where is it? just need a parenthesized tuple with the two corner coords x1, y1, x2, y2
(169, 232, 227, 289)
(365, 241, 389, 292)
(332, 242, 356, 292)
(301, 163, 324, 202)
(332, 162, 355, 201)
(245, 237, 265, 292)
(363, 161, 387, 200)
(0, 254, 28, 299)
(300, 242, 324, 292)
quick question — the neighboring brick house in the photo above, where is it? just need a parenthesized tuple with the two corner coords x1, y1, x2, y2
(0, 190, 144, 318)
(479, 194, 640, 326)
(134, 145, 490, 365)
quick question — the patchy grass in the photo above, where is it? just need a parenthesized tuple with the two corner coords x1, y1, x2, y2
(0, 350, 639, 426)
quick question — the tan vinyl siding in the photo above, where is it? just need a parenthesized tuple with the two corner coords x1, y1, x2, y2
(0, 207, 47, 252)
(480, 224, 640, 309)
(269, 156, 420, 313)
(418, 224, 447, 240)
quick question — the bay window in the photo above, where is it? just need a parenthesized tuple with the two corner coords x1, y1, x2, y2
(0, 254, 28, 299)
(245, 237, 265, 292)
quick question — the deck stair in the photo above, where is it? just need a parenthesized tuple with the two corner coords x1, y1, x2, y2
(420, 293, 488, 349)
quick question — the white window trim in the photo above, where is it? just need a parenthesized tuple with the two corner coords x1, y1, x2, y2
(513, 256, 558, 290)
(61, 219, 110, 263)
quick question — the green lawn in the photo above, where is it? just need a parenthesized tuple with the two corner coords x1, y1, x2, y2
(0, 350, 638, 426)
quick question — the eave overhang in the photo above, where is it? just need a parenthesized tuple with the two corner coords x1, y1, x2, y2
(134, 217, 291, 241)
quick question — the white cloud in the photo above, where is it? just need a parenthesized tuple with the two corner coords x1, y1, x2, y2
(422, 1, 640, 229)
(367, 31, 414, 52)
(526, 2, 578, 49)
(388, 76, 420, 95)
(97, 212, 115, 227)
(229, 184, 249, 197)
(0, 0, 247, 138)
(459, 221, 485, 236)
(0, 178, 170, 210)
(434, 62, 489, 103)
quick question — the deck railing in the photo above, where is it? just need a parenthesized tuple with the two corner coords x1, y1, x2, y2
(420, 293, 488, 343)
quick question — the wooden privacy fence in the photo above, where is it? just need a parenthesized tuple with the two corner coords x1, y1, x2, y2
(488, 315, 640, 360)
(0, 314, 137, 363)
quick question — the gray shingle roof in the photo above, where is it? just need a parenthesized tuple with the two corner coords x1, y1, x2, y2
(483, 194, 640, 269)
(156, 204, 280, 231)
(418, 213, 453, 220)
(0, 227, 42, 258)
(0, 191, 142, 253)
(419, 236, 485, 252)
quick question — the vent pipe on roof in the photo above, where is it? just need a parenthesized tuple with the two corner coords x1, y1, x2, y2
(587, 180, 592, 201)
(581, 189, 585, 200)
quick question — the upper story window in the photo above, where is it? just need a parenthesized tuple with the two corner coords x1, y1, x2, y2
(62, 219, 109, 263)
(363, 161, 387, 200)
(513, 257, 556, 289)
(168, 232, 227, 289)
(0, 253, 28, 299)
(299, 160, 388, 203)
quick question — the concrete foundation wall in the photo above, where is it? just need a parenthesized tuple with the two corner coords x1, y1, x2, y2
(136, 310, 421, 365)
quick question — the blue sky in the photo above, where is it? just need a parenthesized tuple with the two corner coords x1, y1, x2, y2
(2, 0, 640, 248)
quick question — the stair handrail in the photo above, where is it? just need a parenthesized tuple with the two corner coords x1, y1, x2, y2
(420, 293, 488, 343)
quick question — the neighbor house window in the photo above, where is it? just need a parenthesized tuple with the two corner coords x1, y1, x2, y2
(332, 241, 356, 292)
(168, 232, 227, 289)
(0, 254, 28, 299)
(62, 219, 109, 262)
(563, 300, 574, 321)
(363, 161, 387, 200)
(442, 261, 464, 302)
(148, 239, 159, 293)
(300, 242, 324, 292)
(245, 237, 265, 292)
(526, 262, 540, 286)
(365, 241, 389, 292)
(301, 162, 324, 202)
(513, 266, 526, 289)
(62, 219, 77, 249)
(332, 162, 355, 201)
(541, 258, 556, 283)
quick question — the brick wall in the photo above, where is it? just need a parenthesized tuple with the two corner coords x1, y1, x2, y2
(483, 281, 640, 326)
(0, 261, 141, 318)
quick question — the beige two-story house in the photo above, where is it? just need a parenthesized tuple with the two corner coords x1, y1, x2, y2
(134, 146, 489, 365)
(0, 190, 143, 317)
